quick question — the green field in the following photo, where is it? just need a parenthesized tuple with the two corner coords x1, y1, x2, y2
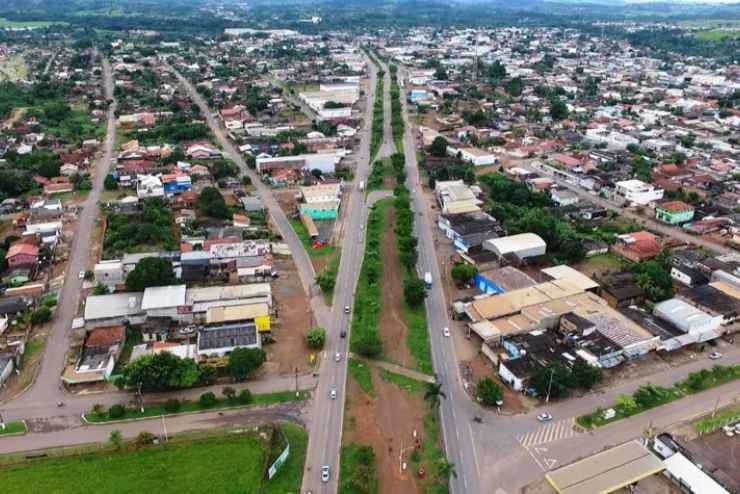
(0, 18, 67, 29)
(695, 30, 740, 42)
(0, 55, 28, 82)
(0, 424, 306, 494)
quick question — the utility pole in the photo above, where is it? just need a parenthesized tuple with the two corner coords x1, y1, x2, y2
(137, 381, 144, 413)
(0, 410, 5, 431)
(545, 367, 555, 404)
(295, 367, 299, 397)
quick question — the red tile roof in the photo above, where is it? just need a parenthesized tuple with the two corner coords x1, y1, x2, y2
(658, 200, 694, 213)
(85, 326, 126, 348)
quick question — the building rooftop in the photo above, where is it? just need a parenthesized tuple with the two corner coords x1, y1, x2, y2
(84, 292, 144, 321)
(141, 285, 187, 310)
(198, 322, 258, 351)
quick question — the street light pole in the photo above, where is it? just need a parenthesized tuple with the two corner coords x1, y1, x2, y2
(545, 368, 555, 404)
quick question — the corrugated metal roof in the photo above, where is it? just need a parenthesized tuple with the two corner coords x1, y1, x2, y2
(206, 303, 269, 324)
(141, 285, 187, 310)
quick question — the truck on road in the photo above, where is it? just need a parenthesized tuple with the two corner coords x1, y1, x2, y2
(424, 271, 432, 288)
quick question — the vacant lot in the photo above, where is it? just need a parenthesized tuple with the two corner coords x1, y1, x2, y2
(0, 424, 306, 494)
(0, 55, 28, 82)
(695, 30, 740, 42)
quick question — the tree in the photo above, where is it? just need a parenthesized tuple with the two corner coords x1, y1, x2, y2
(222, 386, 236, 402)
(125, 257, 176, 291)
(109, 430, 123, 450)
(238, 388, 252, 404)
(305, 327, 327, 349)
(199, 392, 217, 408)
(488, 60, 507, 81)
(549, 98, 568, 121)
(571, 359, 602, 389)
(30, 306, 52, 325)
(530, 364, 573, 400)
(450, 263, 478, 286)
(477, 378, 503, 406)
(210, 160, 237, 180)
(403, 276, 427, 307)
(197, 186, 230, 219)
(119, 352, 201, 392)
(316, 270, 336, 293)
(227, 347, 266, 381)
(429, 136, 448, 158)
(433, 65, 447, 80)
(505, 77, 523, 97)
(104, 174, 118, 191)
(164, 399, 181, 413)
(424, 383, 446, 408)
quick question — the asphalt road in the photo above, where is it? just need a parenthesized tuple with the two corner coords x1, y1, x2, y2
(300, 58, 379, 494)
(2, 54, 117, 420)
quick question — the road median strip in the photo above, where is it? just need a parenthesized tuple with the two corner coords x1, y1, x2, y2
(0, 420, 28, 437)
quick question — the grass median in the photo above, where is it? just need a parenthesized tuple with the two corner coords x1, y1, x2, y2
(0, 421, 26, 436)
(86, 390, 307, 423)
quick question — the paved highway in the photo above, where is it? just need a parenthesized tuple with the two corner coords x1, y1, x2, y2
(300, 57, 380, 494)
(2, 54, 117, 419)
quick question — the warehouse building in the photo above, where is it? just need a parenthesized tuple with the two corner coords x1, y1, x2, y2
(483, 233, 546, 262)
(653, 298, 723, 344)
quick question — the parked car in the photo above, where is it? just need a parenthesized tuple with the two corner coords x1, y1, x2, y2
(78, 270, 86, 279)
(536, 413, 553, 422)
(709, 352, 722, 360)
(442, 327, 450, 337)
(321, 465, 330, 482)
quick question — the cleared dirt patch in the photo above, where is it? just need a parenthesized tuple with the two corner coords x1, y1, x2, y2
(378, 206, 415, 368)
(345, 366, 425, 494)
(265, 256, 314, 376)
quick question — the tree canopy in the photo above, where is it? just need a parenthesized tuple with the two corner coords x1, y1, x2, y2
(125, 256, 177, 292)
(118, 352, 201, 392)
(227, 347, 266, 381)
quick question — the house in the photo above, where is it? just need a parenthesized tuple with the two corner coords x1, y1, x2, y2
(62, 325, 126, 384)
(141, 285, 189, 323)
(0, 347, 21, 388)
(136, 175, 165, 199)
(44, 181, 74, 195)
(5, 243, 39, 270)
(550, 188, 579, 207)
(438, 211, 504, 253)
(655, 201, 695, 225)
(0, 296, 31, 317)
(186, 142, 222, 160)
(614, 180, 664, 206)
(161, 172, 192, 196)
(299, 183, 342, 220)
(83, 292, 145, 328)
(181, 251, 210, 282)
(455, 147, 498, 167)
(611, 231, 662, 263)
(197, 322, 261, 358)
(599, 273, 645, 308)
(434, 180, 482, 215)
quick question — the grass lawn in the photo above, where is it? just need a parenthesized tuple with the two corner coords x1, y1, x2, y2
(694, 404, 740, 435)
(0, 421, 26, 436)
(321, 250, 342, 305)
(0, 424, 305, 494)
(289, 218, 335, 257)
(348, 358, 374, 395)
(380, 369, 424, 395)
(583, 253, 622, 270)
(695, 30, 740, 42)
(0, 18, 68, 28)
(340, 443, 378, 494)
(403, 295, 434, 375)
(86, 390, 307, 423)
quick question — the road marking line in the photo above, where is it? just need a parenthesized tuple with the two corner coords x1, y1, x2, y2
(524, 445, 546, 472)
(468, 424, 482, 479)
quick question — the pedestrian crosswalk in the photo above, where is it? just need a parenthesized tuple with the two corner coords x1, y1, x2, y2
(517, 418, 581, 448)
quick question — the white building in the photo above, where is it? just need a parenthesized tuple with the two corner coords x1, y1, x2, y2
(483, 233, 547, 260)
(136, 174, 165, 199)
(451, 147, 498, 167)
(653, 298, 723, 345)
(614, 179, 664, 206)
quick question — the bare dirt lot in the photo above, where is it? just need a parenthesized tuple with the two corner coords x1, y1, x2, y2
(688, 430, 740, 490)
(378, 207, 415, 368)
(345, 365, 425, 494)
(264, 256, 313, 376)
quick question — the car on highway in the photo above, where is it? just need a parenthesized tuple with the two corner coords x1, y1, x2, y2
(329, 388, 337, 399)
(340, 330, 347, 338)
(344, 305, 350, 314)
(335, 352, 342, 362)
(709, 351, 722, 360)
(442, 327, 450, 337)
(536, 412, 553, 422)
(321, 465, 331, 482)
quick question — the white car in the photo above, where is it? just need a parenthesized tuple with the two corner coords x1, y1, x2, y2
(709, 352, 722, 360)
(344, 305, 351, 314)
(78, 270, 86, 280)
(329, 388, 337, 399)
(321, 465, 331, 482)
(335, 352, 342, 362)
(536, 412, 553, 422)
(442, 327, 450, 337)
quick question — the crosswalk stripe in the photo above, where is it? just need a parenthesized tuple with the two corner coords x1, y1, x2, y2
(517, 418, 580, 448)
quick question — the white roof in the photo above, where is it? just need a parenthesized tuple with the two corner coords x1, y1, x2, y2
(141, 285, 187, 310)
(84, 293, 143, 320)
(542, 265, 599, 291)
(664, 453, 729, 494)
(487, 233, 546, 254)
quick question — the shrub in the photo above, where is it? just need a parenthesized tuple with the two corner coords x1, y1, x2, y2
(164, 399, 181, 413)
(238, 389, 252, 404)
(108, 404, 126, 419)
(135, 431, 156, 446)
(30, 306, 52, 325)
(92, 403, 106, 418)
(199, 392, 217, 408)
(222, 386, 236, 402)
(305, 327, 327, 349)
(477, 378, 503, 406)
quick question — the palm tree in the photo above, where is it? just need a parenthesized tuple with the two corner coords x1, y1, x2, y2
(424, 383, 446, 408)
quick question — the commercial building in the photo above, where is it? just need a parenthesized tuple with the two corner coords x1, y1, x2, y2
(546, 440, 664, 494)
(614, 179, 664, 206)
(655, 200, 695, 224)
(83, 292, 146, 329)
(653, 298, 723, 344)
(197, 322, 261, 358)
